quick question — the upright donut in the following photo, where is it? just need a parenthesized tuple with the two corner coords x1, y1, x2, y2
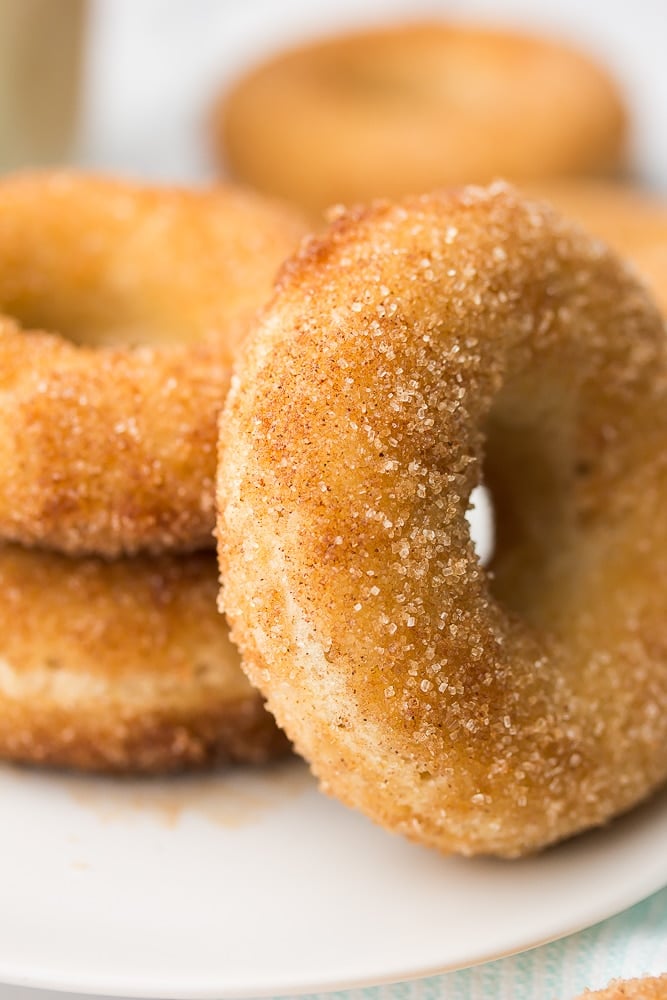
(0, 544, 288, 773)
(216, 23, 627, 212)
(0, 173, 307, 556)
(218, 185, 667, 857)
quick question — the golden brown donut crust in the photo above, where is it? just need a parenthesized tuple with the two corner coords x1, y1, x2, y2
(0, 543, 288, 773)
(216, 23, 627, 213)
(576, 976, 667, 1000)
(522, 181, 667, 312)
(217, 184, 667, 857)
(0, 172, 307, 556)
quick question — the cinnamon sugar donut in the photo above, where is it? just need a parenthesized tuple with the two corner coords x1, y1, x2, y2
(0, 173, 307, 556)
(216, 23, 627, 213)
(525, 181, 667, 311)
(0, 544, 288, 773)
(576, 976, 667, 1000)
(217, 184, 667, 857)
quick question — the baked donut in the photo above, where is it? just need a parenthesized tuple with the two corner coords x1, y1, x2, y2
(575, 976, 667, 999)
(524, 181, 667, 312)
(216, 23, 627, 213)
(0, 172, 307, 556)
(217, 184, 667, 857)
(0, 543, 288, 773)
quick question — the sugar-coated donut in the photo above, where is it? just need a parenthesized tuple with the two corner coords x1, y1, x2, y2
(575, 976, 667, 1000)
(218, 184, 667, 857)
(216, 23, 627, 213)
(0, 172, 307, 556)
(0, 544, 288, 773)
(523, 181, 667, 312)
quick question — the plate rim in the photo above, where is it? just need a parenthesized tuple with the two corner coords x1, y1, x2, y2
(0, 834, 664, 999)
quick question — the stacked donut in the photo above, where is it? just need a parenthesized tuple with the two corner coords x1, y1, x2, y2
(0, 171, 307, 773)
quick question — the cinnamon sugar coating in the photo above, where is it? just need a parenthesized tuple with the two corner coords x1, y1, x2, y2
(217, 22, 627, 213)
(218, 184, 667, 857)
(0, 172, 307, 556)
(0, 543, 288, 773)
(576, 976, 667, 1000)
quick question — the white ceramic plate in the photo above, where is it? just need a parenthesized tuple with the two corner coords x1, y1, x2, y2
(0, 758, 665, 999)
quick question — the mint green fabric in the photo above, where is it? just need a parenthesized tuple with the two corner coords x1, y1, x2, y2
(290, 888, 667, 1000)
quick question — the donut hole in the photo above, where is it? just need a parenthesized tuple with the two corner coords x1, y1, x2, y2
(466, 484, 495, 567)
(0, 247, 197, 348)
(480, 375, 575, 623)
(0, 213, 196, 347)
(0, 258, 200, 349)
(2, 293, 175, 349)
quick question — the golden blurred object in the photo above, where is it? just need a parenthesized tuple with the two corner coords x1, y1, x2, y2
(574, 975, 667, 1000)
(0, 0, 86, 171)
(524, 180, 667, 312)
(216, 22, 627, 213)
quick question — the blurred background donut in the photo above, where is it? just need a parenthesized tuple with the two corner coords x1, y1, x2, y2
(522, 180, 667, 311)
(215, 23, 627, 212)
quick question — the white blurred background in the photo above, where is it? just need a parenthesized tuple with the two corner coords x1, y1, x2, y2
(75, 0, 667, 189)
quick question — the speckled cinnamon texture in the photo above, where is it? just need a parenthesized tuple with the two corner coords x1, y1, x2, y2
(217, 184, 667, 857)
(0, 172, 308, 556)
(217, 22, 627, 213)
(576, 976, 667, 1000)
(523, 180, 667, 312)
(0, 543, 288, 773)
